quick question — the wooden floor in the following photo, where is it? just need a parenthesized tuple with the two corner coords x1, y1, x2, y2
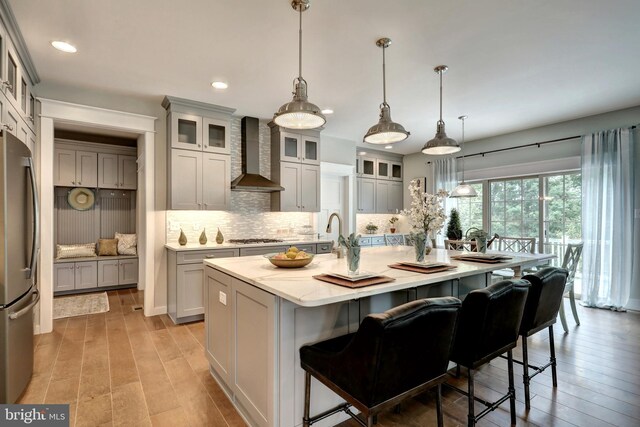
(20, 290, 640, 426)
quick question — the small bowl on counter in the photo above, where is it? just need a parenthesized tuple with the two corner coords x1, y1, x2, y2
(264, 250, 314, 268)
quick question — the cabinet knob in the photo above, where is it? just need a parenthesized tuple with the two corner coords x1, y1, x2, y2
(72, 181, 76, 185)
(78, 182, 82, 185)
(197, 144, 201, 147)
(120, 182, 124, 186)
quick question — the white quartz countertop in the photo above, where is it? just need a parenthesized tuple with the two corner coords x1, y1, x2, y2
(204, 246, 554, 307)
(165, 239, 333, 251)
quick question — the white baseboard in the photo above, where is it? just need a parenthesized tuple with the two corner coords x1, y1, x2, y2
(625, 298, 640, 312)
(34, 325, 41, 335)
(145, 305, 167, 317)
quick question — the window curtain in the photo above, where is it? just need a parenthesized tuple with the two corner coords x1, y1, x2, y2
(581, 127, 636, 310)
(433, 158, 457, 245)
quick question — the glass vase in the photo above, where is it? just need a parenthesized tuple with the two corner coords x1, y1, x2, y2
(410, 232, 428, 263)
(346, 246, 361, 276)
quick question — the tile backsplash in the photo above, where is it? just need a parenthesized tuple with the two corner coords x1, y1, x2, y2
(167, 117, 316, 244)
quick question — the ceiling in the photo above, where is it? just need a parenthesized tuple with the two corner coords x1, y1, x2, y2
(9, 0, 640, 154)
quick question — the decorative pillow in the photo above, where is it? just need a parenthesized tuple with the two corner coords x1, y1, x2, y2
(115, 232, 137, 255)
(97, 239, 118, 256)
(56, 243, 97, 259)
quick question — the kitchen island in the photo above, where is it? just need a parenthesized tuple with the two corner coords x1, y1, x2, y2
(203, 246, 554, 427)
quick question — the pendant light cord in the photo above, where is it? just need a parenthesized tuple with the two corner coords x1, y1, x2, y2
(439, 70, 443, 123)
(460, 117, 465, 181)
(298, 6, 303, 79)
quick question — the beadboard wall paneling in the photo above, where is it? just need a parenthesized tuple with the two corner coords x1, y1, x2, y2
(54, 187, 99, 246)
(99, 190, 136, 238)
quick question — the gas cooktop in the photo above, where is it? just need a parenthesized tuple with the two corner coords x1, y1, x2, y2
(228, 238, 284, 244)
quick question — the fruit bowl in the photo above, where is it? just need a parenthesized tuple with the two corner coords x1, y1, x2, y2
(265, 251, 314, 268)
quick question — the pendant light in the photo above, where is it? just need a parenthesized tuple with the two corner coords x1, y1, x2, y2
(273, 0, 326, 130)
(422, 65, 461, 155)
(450, 115, 478, 198)
(363, 38, 410, 144)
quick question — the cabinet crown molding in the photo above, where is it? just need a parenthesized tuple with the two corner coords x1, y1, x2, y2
(162, 95, 236, 118)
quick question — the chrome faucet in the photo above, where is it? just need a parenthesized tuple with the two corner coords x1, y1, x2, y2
(326, 213, 344, 258)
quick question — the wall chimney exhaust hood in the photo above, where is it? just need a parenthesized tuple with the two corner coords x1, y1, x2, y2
(231, 117, 284, 192)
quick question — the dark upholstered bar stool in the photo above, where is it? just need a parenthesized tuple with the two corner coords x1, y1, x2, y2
(447, 279, 530, 426)
(518, 267, 569, 409)
(300, 297, 461, 427)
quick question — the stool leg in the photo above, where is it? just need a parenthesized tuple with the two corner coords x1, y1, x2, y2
(522, 336, 531, 410)
(468, 368, 475, 427)
(436, 383, 443, 427)
(303, 371, 311, 427)
(368, 415, 375, 427)
(559, 300, 569, 333)
(455, 363, 461, 378)
(549, 325, 558, 387)
(507, 350, 516, 425)
(569, 287, 580, 325)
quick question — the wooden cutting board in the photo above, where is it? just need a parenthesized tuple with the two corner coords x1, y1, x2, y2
(450, 255, 511, 264)
(389, 263, 458, 274)
(312, 274, 395, 289)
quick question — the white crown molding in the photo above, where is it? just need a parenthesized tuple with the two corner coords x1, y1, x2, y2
(0, 0, 40, 84)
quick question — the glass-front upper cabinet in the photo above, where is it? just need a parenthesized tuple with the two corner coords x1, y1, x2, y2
(390, 161, 403, 181)
(203, 117, 230, 154)
(302, 135, 320, 165)
(359, 156, 376, 178)
(7, 53, 16, 100)
(170, 113, 202, 151)
(280, 131, 301, 162)
(376, 159, 390, 180)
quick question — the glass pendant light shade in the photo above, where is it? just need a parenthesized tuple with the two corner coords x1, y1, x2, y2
(363, 38, 409, 144)
(273, 0, 325, 130)
(274, 78, 326, 129)
(450, 115, 477, 198)
(421, 65, 460, 155)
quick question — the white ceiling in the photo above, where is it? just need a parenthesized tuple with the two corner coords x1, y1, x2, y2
(9, 0, 640, 154)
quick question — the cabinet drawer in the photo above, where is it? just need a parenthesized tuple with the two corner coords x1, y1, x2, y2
(316, 242, 332, 254)
(358, 237, 372, 246)
(239, 246, 289, 257)
(370, 236, 386, 247)
(177, 249, 239, 264)
(291, 244, 316, 254)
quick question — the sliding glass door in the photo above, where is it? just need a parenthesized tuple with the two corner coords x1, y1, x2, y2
(489, 177, 540, 241)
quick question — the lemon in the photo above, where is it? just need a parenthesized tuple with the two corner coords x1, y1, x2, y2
(288, 246, 299, 253)
(286, 251, 297, 259)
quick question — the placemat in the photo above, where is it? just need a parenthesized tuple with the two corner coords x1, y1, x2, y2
(450, 255, 510, 264)
(313, 274, 395, 288)
(389, 263, 458, 274)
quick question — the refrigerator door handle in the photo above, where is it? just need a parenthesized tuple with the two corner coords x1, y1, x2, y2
(9, 289, 40, 320)
(25, 156, 40, 281)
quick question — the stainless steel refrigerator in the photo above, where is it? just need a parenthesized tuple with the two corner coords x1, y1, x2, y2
(0, 131, 39, 403)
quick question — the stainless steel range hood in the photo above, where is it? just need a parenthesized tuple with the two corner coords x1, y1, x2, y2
(231, 117, 284, 192)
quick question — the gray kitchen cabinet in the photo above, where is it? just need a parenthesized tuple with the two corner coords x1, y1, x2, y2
(205, 267, 276, 427)
(167, 248, 240, 324)
(98, 153, 119, 188)
(292, 244, 316, 254)
(389, 181, 403, 212)
(357, 177, 376, 213)
(74, 261, 98, 289)
(376, 180, 403, 214)
(271, 162, 320, 212)
(118, 258, 139, 285)
(169, 145, 230, 211)
(316, 242, 332, 254)
(98, 260, 119, 287)
(271, 129, 320, 165)
(170, 112, 203, 151)
(2, 102, 19, 138)
(203, 117, 231, 154)
(376, 159, 391, 180)
(357, 156, 376, 178)
(54, 263, 75, 292)
(118, 155, 137, 190)
(170, 149, 202, 210)
(239, 246, 290, 257)
(202, 152, 231, 210)
(54, 148, 97, 187)
(390, 161, 403, 181)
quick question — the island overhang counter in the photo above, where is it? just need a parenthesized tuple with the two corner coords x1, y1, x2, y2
(203, 246, 553, 427)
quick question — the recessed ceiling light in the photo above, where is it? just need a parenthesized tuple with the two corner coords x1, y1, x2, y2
(384, 145, 393, 149)
(51, 41, 77, 53)
(211, 81, 228, 89)
(321, 108, 334, 115)
(358, 151, 367, 155)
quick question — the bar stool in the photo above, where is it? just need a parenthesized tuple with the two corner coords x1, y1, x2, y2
(518, 267, 569, 409)
(300, 297, 461, 427)
(447, 279, 530, 426)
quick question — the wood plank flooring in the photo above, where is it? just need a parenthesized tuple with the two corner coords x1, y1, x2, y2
(20, 290, 640, 426)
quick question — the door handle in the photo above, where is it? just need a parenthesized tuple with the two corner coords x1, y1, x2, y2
(9, 289, 40, 320)
(25, 157, 39, 282)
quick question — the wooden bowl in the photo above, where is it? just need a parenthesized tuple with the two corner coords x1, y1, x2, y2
(265, 253, 314, 268)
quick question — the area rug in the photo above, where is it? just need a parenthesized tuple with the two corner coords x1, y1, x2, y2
(53, 292, 110, 319)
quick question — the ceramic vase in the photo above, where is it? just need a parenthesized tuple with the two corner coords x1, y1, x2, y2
(178, 229, 187, 246)
(199, 229, 207, 245)
(216, 228, 224, 244)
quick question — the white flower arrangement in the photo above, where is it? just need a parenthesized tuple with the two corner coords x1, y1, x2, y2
(401, 180, 449, 235)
